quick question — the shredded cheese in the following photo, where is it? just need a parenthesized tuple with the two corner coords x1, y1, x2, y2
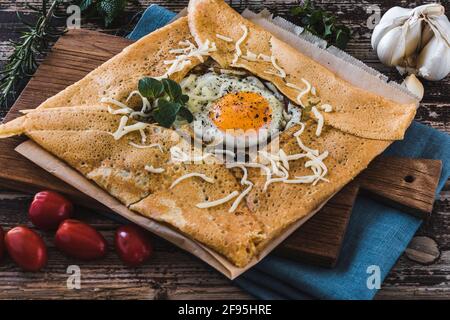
(101, 97, 130, 110)
(228, 182, 253, 213)
(170, 172, 214, 189)
(144, 165, 165, 174)
(216, 33, 233, 42)
(311, 106, 324, 137)
(196, 191, 240, 209)
(321, 104, 333, 112)
(295, 134, 319, 156)
(286, 79, 312, 107)
(129, 142, 163, 152)
(111, 116, 148, 141)
(170, 146, 212, 163)
(162, 39, 216, 78)
(219, 69, 247, 76)
(231, 24, 248, 65)
(257, 53, 271, 62)
(241, 50, 257, 61)
(284, 175, 317, 184)
(226, 163, 248, 184)
(264, 55, 286, 78)
(278, 149, 290, 170)
(293, 122, 306, 137)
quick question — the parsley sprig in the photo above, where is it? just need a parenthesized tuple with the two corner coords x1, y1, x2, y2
(290, 0, 351, 49)
(77, 0, 138, 27)
(137, 77, 193, 128)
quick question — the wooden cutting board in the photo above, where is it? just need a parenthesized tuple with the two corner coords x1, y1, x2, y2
(0, 30, 442, 268)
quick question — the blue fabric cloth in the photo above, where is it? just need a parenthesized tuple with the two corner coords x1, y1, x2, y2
(128, 6, 450, 300)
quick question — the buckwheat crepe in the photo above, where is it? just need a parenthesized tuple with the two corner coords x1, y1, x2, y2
(0, 0, 416, 267)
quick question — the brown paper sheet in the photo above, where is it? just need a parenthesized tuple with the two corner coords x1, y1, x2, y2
(14, 9, 418, 279)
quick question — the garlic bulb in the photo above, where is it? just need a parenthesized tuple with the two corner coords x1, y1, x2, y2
(372, 4, 450, 81)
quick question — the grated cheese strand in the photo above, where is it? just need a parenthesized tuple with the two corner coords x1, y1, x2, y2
(196, 191, 240, 209)
(139, 129, 147, 144)
(228, 182, 253, 213)
(129, 142, 163, 152)
(226, 163, 248, 185)
(311, 106, 324, 137)
(144, 165, 165, 174)
(161, 39, 216, 78)
(101, 97, 130, 110)
(241, 50, 257, 61)
(170, 146, 212, 163)
(265, 55, 286, 78)
(278, 149, 290, 170)
(170, 172, 214, 189)
(231, 24, 248, 65)
(216, 33, 233, 42)
(286, 79, 312, 107)
(111, 116, 148, 141)
(321, 104, 333, 112)
(257, 53, 271, 62)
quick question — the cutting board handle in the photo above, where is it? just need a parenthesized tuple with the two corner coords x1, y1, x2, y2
(357, 157, 442, 218)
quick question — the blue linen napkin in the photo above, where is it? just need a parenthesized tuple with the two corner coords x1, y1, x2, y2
(128, 5, 450, 300)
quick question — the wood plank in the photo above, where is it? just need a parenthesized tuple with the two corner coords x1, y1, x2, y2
(357, 157, 442, 217)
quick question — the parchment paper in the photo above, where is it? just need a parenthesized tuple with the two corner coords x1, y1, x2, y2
(15, 9, 419, 280)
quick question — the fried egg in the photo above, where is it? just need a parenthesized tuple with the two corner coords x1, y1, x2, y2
(180, 72, 294, 148)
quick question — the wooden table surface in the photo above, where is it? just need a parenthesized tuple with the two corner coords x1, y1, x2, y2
(0, 0, 449, 300)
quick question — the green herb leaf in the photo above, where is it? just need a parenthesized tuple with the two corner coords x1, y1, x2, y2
(180, 94, 189, 104)
(335, 27, 351, 49)
(79, 0, 94, 11)
(177, 106, 194, 123)
(138, 77, 164, 99)
(96, 0, 127, 27)
(290, 0, 351, 49)
(161, 78, 182, 101)
(152, 99, 181, 128)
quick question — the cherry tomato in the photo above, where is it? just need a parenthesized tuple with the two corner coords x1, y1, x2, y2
(29, 191, 73, 230)
(55, 219, 107, 260)
(5, 226, 47, 271)
(115, 225, 153, 267)
(0, 226, 4, 261)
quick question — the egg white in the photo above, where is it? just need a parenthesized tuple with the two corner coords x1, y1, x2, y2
(180, 72, 296, 148)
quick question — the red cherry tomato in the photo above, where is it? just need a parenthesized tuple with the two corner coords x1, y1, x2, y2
(29, 191, 73, 230)
(55, 219, 107, 260)
(0, 226, 4, 261)
(115, 225, 153, 267)
(5, 226, 47, 271)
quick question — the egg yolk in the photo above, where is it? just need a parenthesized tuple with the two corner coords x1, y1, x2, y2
(209, 92, 272, 134)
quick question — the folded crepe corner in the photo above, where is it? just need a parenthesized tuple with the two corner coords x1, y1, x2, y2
(0, 116, 26, 138)
(0, 0, 418, 268)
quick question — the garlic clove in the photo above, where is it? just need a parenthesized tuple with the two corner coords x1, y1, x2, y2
(427, 14, 450, 46)
(420, 24, 434, 50)
(402, 74, 424, 101)
(417, 35, 450, 81)
(371, 6, 412, 49)
(376, 23, 422, 67)
(403, 19, 423, 63)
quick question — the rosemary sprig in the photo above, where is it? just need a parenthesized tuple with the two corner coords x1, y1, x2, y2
(0, 0, 65, 109)
(290, 0, 351, 49)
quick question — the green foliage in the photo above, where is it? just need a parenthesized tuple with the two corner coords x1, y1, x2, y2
(78, 0, 132, 27)
(290, 0, 351, 49)
(0, 0, 65, 109)
(138, 77, 193, 128)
